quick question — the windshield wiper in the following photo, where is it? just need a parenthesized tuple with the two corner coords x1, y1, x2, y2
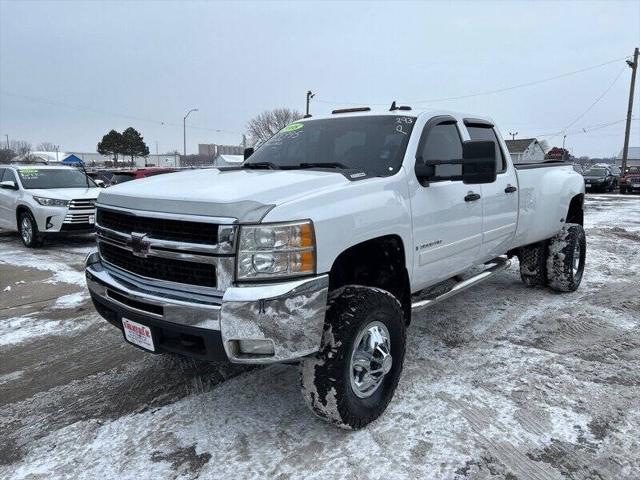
(241, 162, 280, 170)
(296, 162, 350, 170)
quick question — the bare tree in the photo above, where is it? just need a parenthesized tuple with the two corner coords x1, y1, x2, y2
(0, 148, 16, 164)
(246, 108, 302, 146)
(9, 140, 32, 157)
(36, 142, 59, 152)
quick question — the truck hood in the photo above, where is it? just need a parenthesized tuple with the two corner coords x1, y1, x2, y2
(97, 168, 352, 222)
(26, 187, 100, 200)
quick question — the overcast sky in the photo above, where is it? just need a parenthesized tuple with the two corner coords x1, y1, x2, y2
(1, 0, 638, 157)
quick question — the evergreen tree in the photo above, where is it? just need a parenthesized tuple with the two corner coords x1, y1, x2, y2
(121, 127, 150, 167)
(97, 130, 124, 166)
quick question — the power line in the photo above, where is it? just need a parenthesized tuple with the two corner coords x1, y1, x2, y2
(560, 65, 627, 132)
(535, 117, 638, 138)
(314, 56, 630, 106)
(0, 91, 243, 136)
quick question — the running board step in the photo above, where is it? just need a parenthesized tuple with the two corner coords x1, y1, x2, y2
(411, 256, 511, 312)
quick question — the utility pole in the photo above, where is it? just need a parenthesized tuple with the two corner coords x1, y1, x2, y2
(242, 134, 247, 150)
(562, 134, 568, 161)
(183, 108, 198, 157)
(621, 47, 638, 175)
(305, 90, 315, 118)
(5, 134, 9, 149)
(509, 131, 518, 140)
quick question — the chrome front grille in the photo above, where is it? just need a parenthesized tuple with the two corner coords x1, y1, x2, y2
(69, 198, 96, 210)
(63, 198, 96, 226)
(95, 206, 236, 295)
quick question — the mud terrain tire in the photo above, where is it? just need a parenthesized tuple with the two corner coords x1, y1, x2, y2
(518, 241, 548, 287)
(547, 223, 586, 292)
(300, 286, 406, 429)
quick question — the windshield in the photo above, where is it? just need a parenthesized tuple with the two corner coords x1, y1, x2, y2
(17, 168, 97, 189)
(245, 115, 416, 176)
(584, 168, 607, 176)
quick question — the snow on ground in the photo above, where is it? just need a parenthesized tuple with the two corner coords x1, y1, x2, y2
(0, 313, 90, 346)
(0, 248, 86, 287)
(52, 292, 88, 309)
(1, 195, 639, 479)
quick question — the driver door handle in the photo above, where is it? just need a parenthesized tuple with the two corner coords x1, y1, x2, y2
(464, 192, 481, 202)
(504, 185, 517, 193)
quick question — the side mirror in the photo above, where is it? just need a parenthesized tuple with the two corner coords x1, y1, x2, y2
(0, 180, 18, 190)
(94, 179, 105, 187)
(244, 147, 254, 160)
(462, 140, 497, 184)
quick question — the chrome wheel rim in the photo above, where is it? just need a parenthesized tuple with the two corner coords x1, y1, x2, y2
(21, 217, 33, 244)
(349, 321, 392, 399)
(572, 241, 581, 277)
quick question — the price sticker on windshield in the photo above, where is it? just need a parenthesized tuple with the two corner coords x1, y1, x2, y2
(281, 123, 304, 133)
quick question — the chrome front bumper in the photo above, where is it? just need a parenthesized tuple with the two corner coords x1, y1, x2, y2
(85, 251, 329, 364)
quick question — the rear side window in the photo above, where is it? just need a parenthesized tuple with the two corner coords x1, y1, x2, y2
(110, 173, 135, 184)
(419, 123, 463, 179)
(467, 125, 506, 173)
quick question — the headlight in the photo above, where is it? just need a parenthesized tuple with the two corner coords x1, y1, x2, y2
(237, 220, 316, 280)
(33, 196, 70, 207)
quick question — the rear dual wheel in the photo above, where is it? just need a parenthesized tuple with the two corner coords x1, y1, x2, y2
(518, 223, 586, 292)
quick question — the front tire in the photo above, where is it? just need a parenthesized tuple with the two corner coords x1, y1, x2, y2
(300, 286, 406, 429)
(18, 211, 42, 248)
(547, 223, 586, 292)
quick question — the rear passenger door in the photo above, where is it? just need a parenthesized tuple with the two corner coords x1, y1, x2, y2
(410, 116, 484, 290)
(464, 119, 518, 261)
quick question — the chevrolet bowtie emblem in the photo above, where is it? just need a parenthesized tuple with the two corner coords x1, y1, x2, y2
(129, 232, 151, 258)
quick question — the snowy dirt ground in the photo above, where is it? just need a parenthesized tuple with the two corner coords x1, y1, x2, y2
(1, 194, 639, 480)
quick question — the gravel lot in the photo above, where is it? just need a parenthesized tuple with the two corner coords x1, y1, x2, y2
(1, 194, 639, 480)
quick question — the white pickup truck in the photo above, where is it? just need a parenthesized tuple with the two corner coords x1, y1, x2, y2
(85, 108, 586, 429)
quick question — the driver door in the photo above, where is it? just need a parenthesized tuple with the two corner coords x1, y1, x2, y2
(410, 117, 483, 290)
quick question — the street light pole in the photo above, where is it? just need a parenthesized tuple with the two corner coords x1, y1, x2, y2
(5, 134, 9, 149)
(509, 131, 518, 140)
(562, 134, 567, 161)
(621, 47, 638, 175)
(183, 108, 198, 157)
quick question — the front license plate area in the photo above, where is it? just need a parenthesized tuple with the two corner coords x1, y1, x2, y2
(122, 317, 155, 351)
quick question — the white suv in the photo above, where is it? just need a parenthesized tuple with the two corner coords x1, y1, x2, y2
(0, 165, 100, 247)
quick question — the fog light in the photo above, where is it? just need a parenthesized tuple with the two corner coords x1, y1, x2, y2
(236, 339, 275, 356)
(46, 216, 53, 229)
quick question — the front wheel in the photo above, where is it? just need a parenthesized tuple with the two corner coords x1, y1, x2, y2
(18, 211, 42, 248)
(547, 223, 586, 292)
(300, 286, 406, 429)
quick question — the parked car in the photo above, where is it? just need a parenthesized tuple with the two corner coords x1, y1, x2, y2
(620, 165, 640, 194)
(85, 109, 585, 429)
(0, 165, 99, 247)
(108, 168, 177, 185)
(582, 165, 616, 192)
(87, 171, 114, 187)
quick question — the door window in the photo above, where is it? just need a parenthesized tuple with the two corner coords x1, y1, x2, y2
(419, 123, 463, 180)
(2, 169, 18, 184)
